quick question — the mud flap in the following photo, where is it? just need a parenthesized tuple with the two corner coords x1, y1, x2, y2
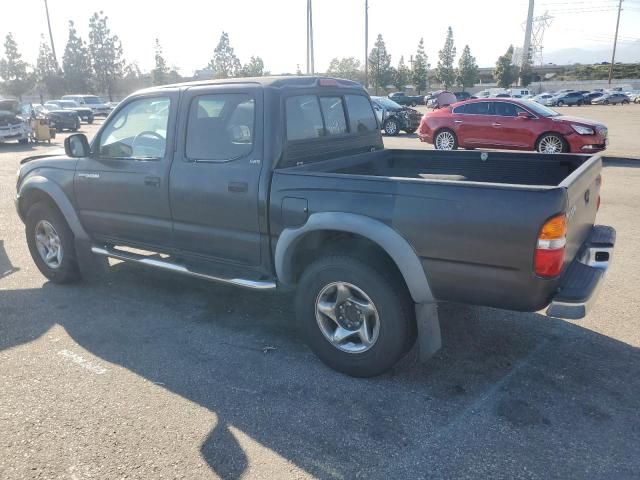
(75, 239, 109, 281)
(415, 302, 442, 362)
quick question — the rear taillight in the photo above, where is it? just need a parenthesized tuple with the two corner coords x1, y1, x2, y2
(535, 214, 567, 277)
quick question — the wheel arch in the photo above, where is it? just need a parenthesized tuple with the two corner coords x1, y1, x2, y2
(17, 176, 89, 241)
(275, 212, 434, 303)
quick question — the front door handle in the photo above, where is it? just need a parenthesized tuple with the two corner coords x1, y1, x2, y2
(228, 181, 248, 193)
(144, 176, 160, 187)
(454, 120, 463, 124)
(492, 122, 502, 127)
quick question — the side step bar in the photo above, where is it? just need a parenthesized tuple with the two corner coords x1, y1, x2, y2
(91, 245, 276, 290)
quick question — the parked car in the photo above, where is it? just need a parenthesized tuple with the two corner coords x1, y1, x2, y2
(14, 76, 616, 377)
(426, 90, 457, 109)
(492, 93, 511, 98)
(509, 88, 531, 98)
(532, 93, 554, 104)
(45, 100, 94, 123)
(34, 104, 81, 132)
(628, 92, 640, 103)
(388, 92, 423, 107)
(370, 96, 421, 135)
(582, 92, 605, 105)
(453, 91, 472, 102)
(545, 91, 585, 107)
(591, 92, 631, 105)
(418, 98, 608, 154)
(61, 94, 111, 116)
(0, 98, 30, 144)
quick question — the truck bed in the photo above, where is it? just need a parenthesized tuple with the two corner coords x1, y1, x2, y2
(295, 149, 590, 187)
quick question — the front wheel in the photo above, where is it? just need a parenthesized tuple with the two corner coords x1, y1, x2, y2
(557, 101, 565, 107)
(537, 133, 567, 154)
(296, 256, 415, 377)
(18, 138, 29, 144)
(383, 119, 400, 136)
(88, 117, 94, 124)
(25, 202, 80, 283)
(404, 128, 416, 134)
(434, 129, 458, 150)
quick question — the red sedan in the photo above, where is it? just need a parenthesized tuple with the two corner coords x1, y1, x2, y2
(418, 98, 608, 154)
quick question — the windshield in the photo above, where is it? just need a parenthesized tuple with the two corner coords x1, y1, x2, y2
(372, 97, 402, 109)
(520, 100, 560, 117)
(59, 100, 78, 108)
(83, 96, 105, 104)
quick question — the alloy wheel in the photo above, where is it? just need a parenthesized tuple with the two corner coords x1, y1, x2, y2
(34, 220, 63, 269)
(435, 131, 456, 150)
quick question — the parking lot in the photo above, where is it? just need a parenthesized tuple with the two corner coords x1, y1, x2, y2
(1, 108, 639, 479)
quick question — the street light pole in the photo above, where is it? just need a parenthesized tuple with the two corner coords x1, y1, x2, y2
(364, 0, 369, 88)
(43, 0, 59, 70)
(608, 0, 623, 85)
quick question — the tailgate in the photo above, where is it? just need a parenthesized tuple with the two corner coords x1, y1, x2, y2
(560, 155, 602, 266)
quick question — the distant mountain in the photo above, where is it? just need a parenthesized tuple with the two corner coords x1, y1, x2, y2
(542, 42, 640, 65)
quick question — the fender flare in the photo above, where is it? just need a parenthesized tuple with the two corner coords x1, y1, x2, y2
(274, 212, 434, 303)
(17, 175, 89, 241)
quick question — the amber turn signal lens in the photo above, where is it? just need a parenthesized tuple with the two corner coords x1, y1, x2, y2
(539, 214, 567, 240)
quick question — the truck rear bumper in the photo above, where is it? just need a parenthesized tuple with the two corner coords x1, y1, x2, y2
(547, 225, 615, 320)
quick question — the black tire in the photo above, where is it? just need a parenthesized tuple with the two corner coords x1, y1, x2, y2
(25, 202, 81, 283)
(410, 102, 417, 107)
(88, 117, 94, 124)
(604, 100, 610, 105)
(557, 100, 564, 107)
(622, 100, 629, 105)
(18, 138, 29, 144)
(383, 119, 400, 136)
(433, 128, 458, 150)
(536, 133, 568, 154)
(404, 128, 417, 134)
(295, 255, 415, 377)
(577, 101, 583, 106)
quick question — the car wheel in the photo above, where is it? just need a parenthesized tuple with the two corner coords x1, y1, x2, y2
(383, 119, 400, 136)
(404, 128, 416, 134)
(577, 101, 583, 106)
(410, 102, 417, 107)
(295, 255, 415, 377)
(604, 100, 610, 105)
(557, 101, 564, 107)
(623, 100, 629, 105)
(88, 117, 94, 124)
(18, 138, 29, 144)
(25, 202, 81, 283)
(537, 133, 568, 154)
(434, 129, 458, 150)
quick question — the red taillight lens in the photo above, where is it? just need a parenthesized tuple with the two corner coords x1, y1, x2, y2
(535, 214, 567, 278)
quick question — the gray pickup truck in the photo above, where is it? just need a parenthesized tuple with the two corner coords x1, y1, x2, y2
(15, 77, 616, 377)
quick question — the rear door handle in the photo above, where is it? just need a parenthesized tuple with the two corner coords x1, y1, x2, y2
(144, 176, 160, 187)
(228, 181, 248, 193)
(492, 122, 502, 127)
(454, 120, 463, 124)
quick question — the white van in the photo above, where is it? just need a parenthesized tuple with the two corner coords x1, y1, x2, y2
(509, 88, 531, 98)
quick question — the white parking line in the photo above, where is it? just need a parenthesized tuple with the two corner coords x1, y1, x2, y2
(57, 349, 108, 375)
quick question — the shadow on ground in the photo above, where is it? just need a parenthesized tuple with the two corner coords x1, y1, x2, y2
(1, 259, 639, 479)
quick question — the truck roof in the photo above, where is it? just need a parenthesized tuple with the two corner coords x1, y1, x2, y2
(141, 75, 364, 93)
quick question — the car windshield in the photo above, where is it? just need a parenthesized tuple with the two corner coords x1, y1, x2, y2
(519, 100, 560, 117)
(83, 96, 104, 104)
(59, 101, 78, 108)
(373, 97, 402, 109)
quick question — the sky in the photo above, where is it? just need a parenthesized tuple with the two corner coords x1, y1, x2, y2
(1, 0, 640, 76)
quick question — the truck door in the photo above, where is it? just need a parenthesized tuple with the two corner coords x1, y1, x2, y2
(169, 85, 264, 266)
(74, 92, 178, 248)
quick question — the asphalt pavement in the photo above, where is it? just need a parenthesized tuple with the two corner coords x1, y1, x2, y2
(0, 119, 639, 479)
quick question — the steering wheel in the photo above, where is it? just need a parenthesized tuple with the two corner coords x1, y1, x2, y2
(131, 131, 165, 158)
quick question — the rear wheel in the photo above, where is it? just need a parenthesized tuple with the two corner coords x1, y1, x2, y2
(434, 129, 458, 150)
(557, 100, 565, 107)
(622, 100, 629, 105)
(537, 133, 567, 154)
(383, 119, 400, 136)
(296, 256, 415, 377)
(604, 99, 610, 105)
(18, 138, 29, 144)
(25, 202, 80, 283)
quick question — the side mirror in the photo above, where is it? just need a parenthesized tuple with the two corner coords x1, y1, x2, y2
(65, 133, 91, 157)
(517, 111, 532, 119)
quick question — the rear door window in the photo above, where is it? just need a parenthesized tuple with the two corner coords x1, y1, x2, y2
(344, 94, 378, 133)
(465, 102, 491, 115)
(319, 97, 347, 135)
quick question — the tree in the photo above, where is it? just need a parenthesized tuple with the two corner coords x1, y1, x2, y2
(519, 50, 533, 87)
(412, 38, 429, 94)
(456, 45, 479, 91)
(394, 56, 411, 90)
(208, 32, 241, 78)
(326, 57, 364, 83)
(241, 56, 265, 77)
(494, 45, 517, 88)
(368, 34, 392, 94)
(88, 11, 124, 100)
(151, 38, 169, 86)
(35, 35, 65, 101)
(63, 21, 93, 93)
(0, 33, 33, 100)
(436, 27, 456, 89)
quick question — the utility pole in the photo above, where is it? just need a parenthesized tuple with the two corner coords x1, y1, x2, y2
(521, 0, 534, 85)
(306, 0, 315, 75)
(43, 0, 59, 70)
(608, 0, 623, 84)
(364, 0, 369, 88)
